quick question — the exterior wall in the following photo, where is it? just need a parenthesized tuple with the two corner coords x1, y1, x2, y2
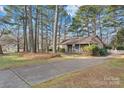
(64, 44, 88, 53)
(59, 45, 65, 49)
(65, 45, 68, 52)
(66, 44, 81, 53)
(65, 43, 104, 53)
(59, 45, 68, 52)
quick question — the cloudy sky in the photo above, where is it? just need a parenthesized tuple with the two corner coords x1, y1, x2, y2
(0, 6, 6, 16)
(66, 5, 79, 16)
(0, 5, 79, 17)
(0, 6, 4, 12)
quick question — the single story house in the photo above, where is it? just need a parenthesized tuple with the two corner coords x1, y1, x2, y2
(61, 35, 105, 53)
(0, 34, 18, 53)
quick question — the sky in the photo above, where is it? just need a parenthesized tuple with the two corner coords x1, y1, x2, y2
(0, 5, 79, 17)
(0, 5, 6, 17)
(66, 6, 79, 17)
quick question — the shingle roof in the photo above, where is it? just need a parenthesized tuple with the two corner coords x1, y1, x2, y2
(61, 35, 104, 45)
(0, 34, 17, 46)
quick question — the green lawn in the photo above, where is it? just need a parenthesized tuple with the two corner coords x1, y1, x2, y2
(0, 53, 69, 70)
(33, 57, 124, 88)
(0, 54, 44, 70)
(0, 53, 94, 70)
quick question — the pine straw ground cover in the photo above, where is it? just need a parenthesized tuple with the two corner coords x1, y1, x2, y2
(18, 53, 61, 60)
(33, 57, 124, 88)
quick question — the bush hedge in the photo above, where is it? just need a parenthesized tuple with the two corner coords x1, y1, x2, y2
(116, 46, 124, 50)
(59, 48, 65, 53)
(82, 45, 108, 56)
(99, 48, 108, 56)
(105, 46, 112, 49)
(82, 45, 100, 56)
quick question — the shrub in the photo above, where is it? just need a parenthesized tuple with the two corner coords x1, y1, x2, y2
(105, 46, 112, 49)
(59, 48, 65, 53)
(99, 48, 108, 56)
(49, 49, 52, 51)
(82, 45, 108, 56)
(116, 46, 124, 50)
(82, 45, 100, 56)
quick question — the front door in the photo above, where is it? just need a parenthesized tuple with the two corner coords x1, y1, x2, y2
(68, 45, 72, 53)
(75, 44, 79, 53)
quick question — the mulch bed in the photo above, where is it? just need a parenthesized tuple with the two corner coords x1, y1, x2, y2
(18, 52, 61, 60)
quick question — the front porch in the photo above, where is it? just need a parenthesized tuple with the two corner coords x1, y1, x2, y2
(66, 44, 88, 53)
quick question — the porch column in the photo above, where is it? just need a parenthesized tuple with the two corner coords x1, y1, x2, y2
(79, 44, 81, 53)
(65, 45, 68, 53)
(72, 44, 75, 53)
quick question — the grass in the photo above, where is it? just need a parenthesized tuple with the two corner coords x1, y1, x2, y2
(0, 53, 72, 70)
(0, 53, 95, 70)
(33, 56, 124, 88)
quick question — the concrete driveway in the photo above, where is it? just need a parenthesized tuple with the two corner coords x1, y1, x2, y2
(0, 57, 109, 88)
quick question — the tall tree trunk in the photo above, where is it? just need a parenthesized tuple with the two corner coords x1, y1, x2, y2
(64, 17, 67, 40)
(98, 13, 102, 41)
(0, 45, 3, 54)
(40, 10, 44, 52)
(53, 5, 59, 53)
(17, 25, 20, 52)
(114, 26, 117, 49)
(51, 22, 54, 46)
(113, 11, 118, 49)
(106, 31, 109, 45)
(28, 5, 35, 53)
(57, 16, 62, 52)
(37, 13, 40, 52)
(41, 27, 43, 52)
(57, 25, 61, 52)
(23, 5, 28, 52)
(45, 25, 48, 53)
(87, 18, 90, 36)
(34, 6, 38, 53)
(93, 17, 96, 36)
(0, 29, 3, 54)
